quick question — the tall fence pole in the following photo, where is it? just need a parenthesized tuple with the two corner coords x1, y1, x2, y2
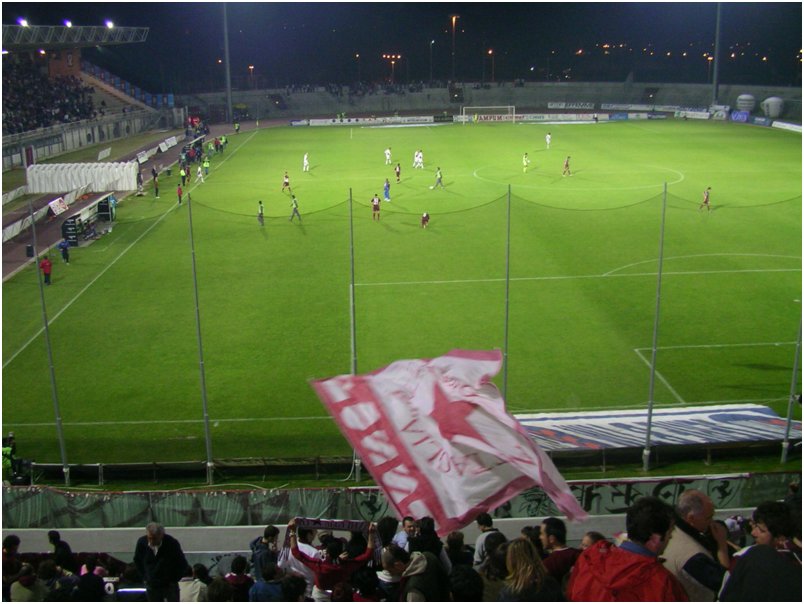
(348, 188, 361, 482)
(29, 199, 70, 486)
(186, 195, 215, 485)
(643, 183, 668, 471)
(781, 319, 802, 463)
(503, 185, 512, 401)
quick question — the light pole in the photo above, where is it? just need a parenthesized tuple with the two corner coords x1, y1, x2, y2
(382, 53, 401, 84)
(429, 40, 435, 82)
(355, 53, 361, 82)
(706, 55, 713, 83)
(488, 49, 495, 82)
(450, 14, 459, 80)
(248, 64, 254, 89)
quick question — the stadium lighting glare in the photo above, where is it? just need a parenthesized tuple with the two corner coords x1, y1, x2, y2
(18, 18, 29, 27)
(64, 20, 72, 28)
(38, 49, 46, 55)
(105, 20, 114, 29)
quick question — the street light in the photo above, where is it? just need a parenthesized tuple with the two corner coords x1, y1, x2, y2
(355, 53, 361, 82)
(705, 54, 713, 83)
(429, 40, 435, 82)
(248, 64, 254, 89)
(449, 14, 459, 80)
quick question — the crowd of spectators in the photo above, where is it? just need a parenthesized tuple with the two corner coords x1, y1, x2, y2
(1, 490, 800, 602)
(2, 59, 97, 135)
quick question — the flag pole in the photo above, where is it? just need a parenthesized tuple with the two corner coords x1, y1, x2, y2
(29, 199, 70, 486)
(643, 183, 668, 471)
(781, 319, 802, 463)
(503, 185, 512, 401)
(186, 194, 215, 485)
(348, 188, 361, 482)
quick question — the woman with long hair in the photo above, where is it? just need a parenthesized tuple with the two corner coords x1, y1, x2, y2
(499, 538, 563, 601)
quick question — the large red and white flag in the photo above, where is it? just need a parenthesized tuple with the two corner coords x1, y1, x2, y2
(311, 349, 586, 534)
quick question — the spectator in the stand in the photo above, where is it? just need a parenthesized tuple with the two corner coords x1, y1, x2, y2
(178, 563, 210, 602)
(133, 522, 189, 602)
(75, 555, 107, 601)
(350, 565, 380, 602)
(392, 516, 416, 551)
(448, 564, 484, 602)
(250, 525, 280, 581)
(207, 576, 234, 601)
(580, 531, 606, 550)
(539, 516, 580, 584)
(520, 526, 546, 558)
(408, 516, 452, 574)
(719, 500, 801, 601)
(115, 564, 148, 602)
(9, 563, 49, 601)
(375, 516, 402, 601)
(288, 518, 376, 601)
(280, 574, 308, 602)
(567, 496, 688, 601)
(278, 523, 318, 599)
(498, 537, 562, 601)
(472, 513, 500, 565)
(381, 544, 449, 602)
(248, 563, 283, 602)
(2, 534, 22, 601)
(444, 531, 474, 567)
(474, 532, 509, 601)
(224, 555, 254, 601)
(661, 489, 729, 601)
(48, 530, 77, 573)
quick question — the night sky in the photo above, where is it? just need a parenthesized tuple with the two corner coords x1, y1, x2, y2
(3, 2, 801, 92)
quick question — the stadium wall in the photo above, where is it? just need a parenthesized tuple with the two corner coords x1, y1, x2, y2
(180, 82, 801, 122)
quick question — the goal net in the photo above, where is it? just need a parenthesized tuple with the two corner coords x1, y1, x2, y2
(460, 105, 516, 125)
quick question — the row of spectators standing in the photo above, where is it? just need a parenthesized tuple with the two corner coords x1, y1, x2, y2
(1, 489, 800, 601)
(2, 59, 97, 135)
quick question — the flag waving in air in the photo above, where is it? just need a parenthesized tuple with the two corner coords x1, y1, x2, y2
(311, 349, 586, 534)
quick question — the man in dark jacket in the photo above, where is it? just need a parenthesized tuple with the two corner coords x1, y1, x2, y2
(381, 544, 449, 602)
(48, 530, 77, 573)
(133, 523, 188, 601)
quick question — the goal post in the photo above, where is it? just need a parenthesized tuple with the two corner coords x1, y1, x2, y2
(460, 105, 516, 125)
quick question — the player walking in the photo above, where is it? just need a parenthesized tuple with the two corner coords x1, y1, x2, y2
(384, 147, 392, 165)
(258, 200, 264, 226)
(282, 171, 291, 192)
(371, 194, 381, 221)
(395, 163, 401, 183)
(699, 186, 712, 212)
(383, 178, 391, 202)
(289, 195, 302, 222)
(562, 156, 571, 177)
(421, 212, 430, 228)
(431, 167, 444, 189)
(303, 153, 310, 172)
(546, 132, 552, 149)
(523, 153, 531, 173)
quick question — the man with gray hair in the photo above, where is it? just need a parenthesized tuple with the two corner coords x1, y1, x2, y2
(133, 522, 188, 601)
(661, 489, 729, 601)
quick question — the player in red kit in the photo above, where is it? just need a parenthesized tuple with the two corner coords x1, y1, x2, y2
(421, 212, 429, 228)
(372, 194, 381, 221)
(699, 187, 711, 212)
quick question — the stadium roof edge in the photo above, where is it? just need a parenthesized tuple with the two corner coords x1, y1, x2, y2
(2, 24, 148, 51)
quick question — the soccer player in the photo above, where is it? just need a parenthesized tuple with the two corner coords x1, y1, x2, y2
(258, 200, 264, 226)
(282, 171, 290, 192)
(546, 132, 552, 149)
(699, 186, 711, 212)
(523, 153, 531, 173)
(432, 167, 444, 189)
(383, 178, 391, 202)
(395, 163, 401, 183)
(303, 153, 310, 172)
(196, 165, 204, 184)
(177, 184, 183, 205)
(384, 147, 392, 165)
(421, 212, 430, 228)
(289, 195, 302, 222)
(371, 194, 381, 221)
(562, 156, 571, 177)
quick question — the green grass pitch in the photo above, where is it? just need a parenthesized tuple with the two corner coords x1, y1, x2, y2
(2, 119, 801, 464)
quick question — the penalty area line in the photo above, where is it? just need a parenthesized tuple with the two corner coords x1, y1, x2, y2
(4, 415, 334, 428)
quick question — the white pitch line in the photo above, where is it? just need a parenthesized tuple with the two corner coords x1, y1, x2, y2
(635, 341, 797, 352)
(355, 267, 800, 287)
(4, 415, 334, 428)
(3, 131, 259, 370)
(632, 348, 687, 404)
(512, 397, 790, 414)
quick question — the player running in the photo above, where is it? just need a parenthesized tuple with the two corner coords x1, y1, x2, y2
(282, 171, 291, 192)
(421, 212, 430, 228)
(523, 153, 531, 173)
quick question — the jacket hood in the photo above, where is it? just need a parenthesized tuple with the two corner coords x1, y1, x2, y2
(401, 551, 429, 578)
(581, 541, 663, 591)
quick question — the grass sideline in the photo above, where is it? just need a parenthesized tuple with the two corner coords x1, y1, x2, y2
(2, 119, 801, 472)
